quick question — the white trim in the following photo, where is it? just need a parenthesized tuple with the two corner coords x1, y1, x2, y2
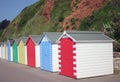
(58, 69, 61, 72)
(73, 56, 76, 59)
(73, 67, 76, 70)
(58, 60, 61, 62)
(58, 55, 61, 57)
(74, 73, 77, 76)
(58, 45, 61, 48)
(56, 31, 76, 43)
(73, 61, 76, 64)
(58, 50, 61, 53)
(73, 45, 76, 48)
(73, 50, 76, 54)
(59, 64, 61, 67)
(58, 41, 61, 44)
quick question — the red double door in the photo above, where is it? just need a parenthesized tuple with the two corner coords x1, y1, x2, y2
(59, 38, 76, 78)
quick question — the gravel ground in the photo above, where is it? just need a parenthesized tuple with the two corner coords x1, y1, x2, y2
(0, 59, 120, 82)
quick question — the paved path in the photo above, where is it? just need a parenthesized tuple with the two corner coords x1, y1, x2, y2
(0, 59, 120, 82)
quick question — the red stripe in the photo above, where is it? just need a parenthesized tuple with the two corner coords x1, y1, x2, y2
(73, 53, 76, 56)
(58, 48, 61, 50)
(59, 62, 61, 64)
(73, 70, 76, 73)
(73, 48, 76, 50)
(73, 64, 76, 67)
(59, 67, 61, 69)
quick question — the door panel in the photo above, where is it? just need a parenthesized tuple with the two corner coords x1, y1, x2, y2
(59, 38, 75, 78)
(13, 44, 18, 63)
(19, 43, 25, 64)
(27, 40, 35, 67)
(40, 41, 52, 71)
(7, 45, 11, 61)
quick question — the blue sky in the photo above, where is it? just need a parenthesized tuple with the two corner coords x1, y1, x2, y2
(0, 0, 39, 22)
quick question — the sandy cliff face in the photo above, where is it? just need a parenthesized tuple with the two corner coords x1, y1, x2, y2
(63, 0, 108, 30)
(42, 0, 54, 21)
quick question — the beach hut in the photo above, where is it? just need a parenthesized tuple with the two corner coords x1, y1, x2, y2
(0, 43, 1, 58)
(4, 42, 7, 60)
(0, 42, 4, 59)
(39, 32, 62, 72)
(18, 37, 27, 65)
(57, 31, 114, 79)
(26, 35, 41, 67)
(12, 39, 19, 63)
(6, 39, 14, 61)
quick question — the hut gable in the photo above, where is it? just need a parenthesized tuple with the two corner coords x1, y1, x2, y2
(40, 32, 62, 44)
(26, 35, 41, 45)
(18, 37, 27, 45)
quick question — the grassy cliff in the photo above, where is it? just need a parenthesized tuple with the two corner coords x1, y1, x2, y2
(1, 0, 120, 51)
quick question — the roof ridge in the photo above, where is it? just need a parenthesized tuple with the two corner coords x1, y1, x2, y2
(66, 31, 102, 34)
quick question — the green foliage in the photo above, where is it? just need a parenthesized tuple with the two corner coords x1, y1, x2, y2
(79, 0, 120, 31)
(18, 0, 45, 31)
(51, 0, 71, 20)
(2, 0, 120, 52)
(50, 0, 72, 31)
(79, 0, 120, 51)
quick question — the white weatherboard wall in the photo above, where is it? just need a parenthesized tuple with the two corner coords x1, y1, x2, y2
(74, 42, 113, 78)
(0, 47, 1, 58)
(18, 47, 19, 62)
(1, 46, 3, 58)
(35, 45, 40, 67)
(52, 44, 59, 72)
(25, 46, 27, 65)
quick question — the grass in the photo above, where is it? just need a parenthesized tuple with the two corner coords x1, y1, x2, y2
(79, 0, 120, 31)
(1, 0, 120, 44)
(50, 0, 72, 31)
(13, 0, 72, 37)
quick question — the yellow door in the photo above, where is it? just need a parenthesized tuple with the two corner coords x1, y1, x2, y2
(18, 41, 25, 64)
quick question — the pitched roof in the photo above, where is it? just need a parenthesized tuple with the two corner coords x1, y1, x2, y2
(18, 36, 27, 45)
(40, 32, 62, 44)
(28, 35, 41, 45)
(12, 39, 20, 45)
(57, 31, 114, 43)
(7, 39, 14, 46)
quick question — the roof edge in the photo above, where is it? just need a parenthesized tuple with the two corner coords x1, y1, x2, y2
(56, 31, 76, 43)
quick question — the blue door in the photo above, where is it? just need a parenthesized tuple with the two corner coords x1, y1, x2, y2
(7, 43, 11, 61)
(40, 41, 52, 72)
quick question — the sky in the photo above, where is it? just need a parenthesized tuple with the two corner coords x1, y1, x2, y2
(0, 0, 39, 22)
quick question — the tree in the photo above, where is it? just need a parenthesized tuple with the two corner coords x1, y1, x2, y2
(0, 19, 10, 30)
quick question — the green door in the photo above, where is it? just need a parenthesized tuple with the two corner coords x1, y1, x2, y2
(12, 43, 18, 63)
